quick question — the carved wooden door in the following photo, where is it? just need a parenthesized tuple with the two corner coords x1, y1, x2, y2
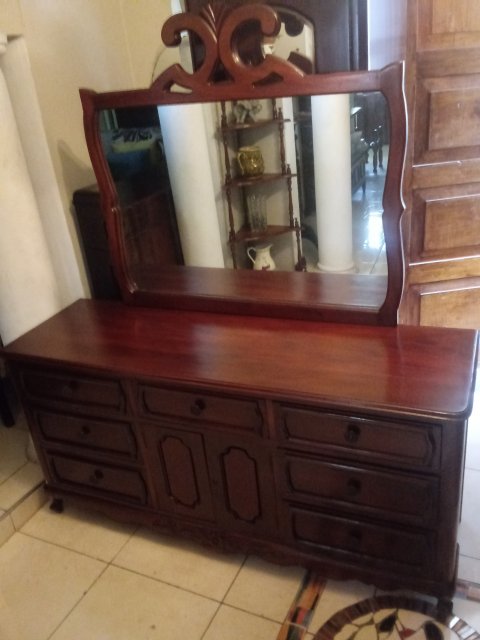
(401, 0, 480, 328)
(142, 424, 215, 520)
(205, 434, 278, 537)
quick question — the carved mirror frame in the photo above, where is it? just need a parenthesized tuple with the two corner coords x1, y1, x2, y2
(80, 2, 406, 325)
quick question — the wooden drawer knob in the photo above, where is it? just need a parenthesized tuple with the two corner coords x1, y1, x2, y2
(190, 398, 206, 416)
(348, 528, 363, 549)
(61, 380, 78, 398)
(345, 424, 361, 443)
(346, 478, 362, 497)
(89, 468, 104, 484)
(80, 424, 91, 437)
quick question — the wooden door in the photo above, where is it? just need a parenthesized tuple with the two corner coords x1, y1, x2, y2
(142, 423, 215, 520)
(205, 434, 278, 537)
(400, 0, 480, 328)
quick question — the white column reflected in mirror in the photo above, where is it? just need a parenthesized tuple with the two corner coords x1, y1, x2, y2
(158, 103, 224, 268)
(311, 93, 355, 273)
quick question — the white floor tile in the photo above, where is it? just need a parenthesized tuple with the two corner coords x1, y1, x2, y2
(0, 426, 28, 484)
(0, 511, 14, 547)
(458, 468, 480, 559)
(113, 526, 244, 600)
(10, 483, 47, 530)
(0, 532, 105, 640)
(466, 406, 480, 471)
(202, 604, 281, 640)
(452, 596, 480, 632)
(50, 565, 219, 640)
(0, 461, 43, 511)
(21, 502, 136, 561)
(224, 555, 304, 622)
(458, 554, 480, 583)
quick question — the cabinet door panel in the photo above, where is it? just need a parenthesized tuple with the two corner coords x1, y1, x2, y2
(142, 424, 214, 520)
(206, 435, 277, 536)
(407, 280, 480, 329)
(418, 0, 480, 48)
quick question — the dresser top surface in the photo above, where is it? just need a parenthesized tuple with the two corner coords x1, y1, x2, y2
(3, 299, 478, 419)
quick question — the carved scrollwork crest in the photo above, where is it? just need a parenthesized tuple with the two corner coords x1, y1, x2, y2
(154, 2, 305, 93)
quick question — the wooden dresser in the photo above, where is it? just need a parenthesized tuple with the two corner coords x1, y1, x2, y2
(3, 299, 477, 603)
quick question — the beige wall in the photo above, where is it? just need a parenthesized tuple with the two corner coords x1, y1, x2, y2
(0, 0, 22, 34)
(1, 0, 173, 306)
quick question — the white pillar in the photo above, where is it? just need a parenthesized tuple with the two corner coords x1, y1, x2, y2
(311, 93, 354, 273)
(2, 36, 84, 304)
(158, 103, 224, 268)
(0, 35, 62, 345)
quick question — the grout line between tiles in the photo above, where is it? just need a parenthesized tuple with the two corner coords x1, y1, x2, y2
(0, 459, 31, 492)
(199, 600, 224, 640)
(45, 562, 111, 640)
(221, 553, 248, 602)
(6, 480, 44, 515)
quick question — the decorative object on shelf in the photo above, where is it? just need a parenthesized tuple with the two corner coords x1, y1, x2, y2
(246, 194, 267, 231)
(233, 99, 262, 124)
(247, 243, 276, 270)
(219, 98, 305, 271)
(237, 145, 265, 177)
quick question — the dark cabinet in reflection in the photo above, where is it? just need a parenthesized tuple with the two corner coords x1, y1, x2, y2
(74, 184, 182, 299)
(73, 185, 121, 300)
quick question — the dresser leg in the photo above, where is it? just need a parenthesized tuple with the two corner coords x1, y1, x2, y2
(437, 597, 453, 621)
(49, 498, 64, 513)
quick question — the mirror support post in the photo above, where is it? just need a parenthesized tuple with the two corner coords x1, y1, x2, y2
(312, 94, 355, 273)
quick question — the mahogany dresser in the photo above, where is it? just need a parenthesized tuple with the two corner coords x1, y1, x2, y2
(3, 298, 478, 604)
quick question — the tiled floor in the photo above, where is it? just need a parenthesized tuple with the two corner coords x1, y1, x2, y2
(0, 388, 479, 639)
(0, 413, 46, 546)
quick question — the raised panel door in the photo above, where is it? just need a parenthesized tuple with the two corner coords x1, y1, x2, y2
(205, 434, 278, 537)
(142, 423, 214, 520)
(417, 0, 480, 48)
(401, 0, 480, 327)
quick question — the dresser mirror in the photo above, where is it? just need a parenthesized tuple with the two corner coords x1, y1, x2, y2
(80, 2, 406, 325)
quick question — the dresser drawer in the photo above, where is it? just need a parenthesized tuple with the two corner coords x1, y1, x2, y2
(280, 455, 438, 527)
(138, 384, 263, 432)
(19, 368, 126, 413)
(47, 453, 148, 505)
(276, 406, 441, 470)
(290, 506, 434, 573)
(33, 410, 137, 459)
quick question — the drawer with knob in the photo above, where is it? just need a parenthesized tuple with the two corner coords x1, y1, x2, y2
(279, 454, 438, 527)
(137, 384, 264, 432)
(46, 453, 149, 505)
(17, 367, 126, 414)
(32, 410, 138, 459)
(289, 506, 434, 574)
(275, 405, 441, 470)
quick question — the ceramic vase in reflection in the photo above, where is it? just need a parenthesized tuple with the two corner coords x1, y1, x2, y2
(246, 194, 267, 231)
(237, 145, 264, 177)
(247, 243, 276, 271)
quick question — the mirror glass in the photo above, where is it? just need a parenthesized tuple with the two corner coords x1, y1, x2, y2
(98, 90, 389, 294)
